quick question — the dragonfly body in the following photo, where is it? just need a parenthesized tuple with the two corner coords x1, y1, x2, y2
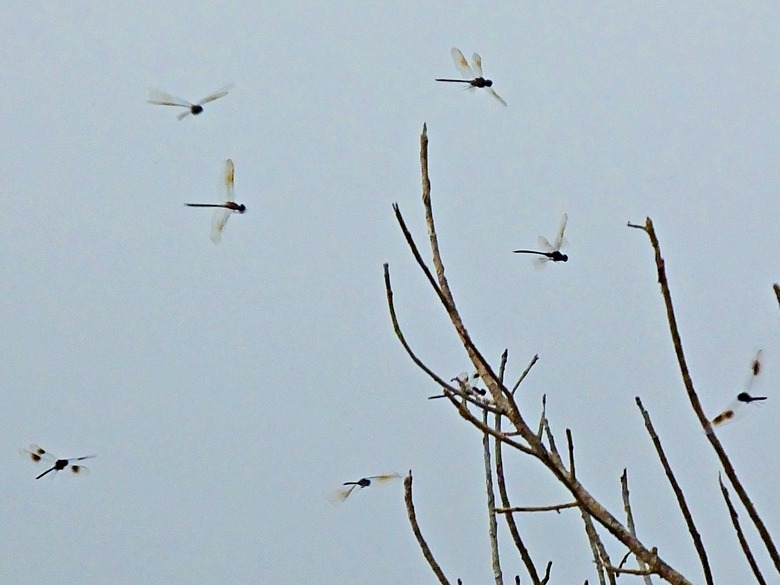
(710, 350, 768, 429)
(513, 250, 568, 263)
(514, 214, 569, 267)
(330, 473, 402, 503)
(20, 445, 95, 479)
(185, 159, 244, 243)
(185, 202, 246, 213)
(148, 85, 233, 120)
(436, 48, 507, 106)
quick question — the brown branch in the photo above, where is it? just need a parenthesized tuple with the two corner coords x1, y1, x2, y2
(496, 502, 578, 514)
(566, 429, 576, 479)
(621, 470, 653, 585)
(718, 475, 767, 585)
(773, 283, 780, 313)
(495, 414, 545, 585)
(629, 218, 779, 571)
(512, 354, 539, 395)
(404, 471, 451, 585)
(635, 396, 712, 585)
(482, 410, 505, 585)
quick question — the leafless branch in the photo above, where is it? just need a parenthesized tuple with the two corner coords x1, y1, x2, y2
(512, 354, 539, 395)
(719, 475, 767, 585)
(496, 502, 578, 514)
(634, 396, 712, 585)
(621, 469, 653, 585)
(495, 414, 546, 585)
(404, 471, 451, 585)
(629, 217, 779, 570)
(483, 410, 504, 585)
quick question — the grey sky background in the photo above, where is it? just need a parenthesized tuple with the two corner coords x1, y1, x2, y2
(1, 3, 779, 584)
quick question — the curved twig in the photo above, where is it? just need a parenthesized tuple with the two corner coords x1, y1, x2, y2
(404, 471, 451, 585)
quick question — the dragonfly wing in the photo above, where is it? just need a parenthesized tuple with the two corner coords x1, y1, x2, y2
(147, 89, 192, 108)
(711, 399, 745, 428)
(471, 53, 484, 78)
(329, 484, 358, 504)
(553, 214, 568, 250)
(369, 473, 402, 483)
(533, 256, 549, 270)
(450, 48, 474, 79)
(746, 349, 764, 390)
(223, 159, 235, 203)
(487, 88, 507, 107)
(68, 464, 90, 476)
(211, 209, 231, 244)
(537, 236, 554, 252)
(198, 84, 234, 105)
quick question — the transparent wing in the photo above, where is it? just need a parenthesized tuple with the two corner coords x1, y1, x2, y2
(487, 88, 507, 107)
(746, 349, 764, 390)
(197, 84, 234, 106)
(450, 48, 474, 79)
(68, 464, 90, 477)
(368, 473, 402, 483)
(20, 444, 51, 464)
(177, 110, 194, 120)
(711, 399, 747, 428)
(147, 89, 192, 108)
(329, 484, 358, 504)
(211, 209, 231, 244)
(223, 159, 235, 203)
(471, 53, 484, 78)
(537, 236, 554, 252)
(553, 214, 568, 251)
(533, 256, 550, 270)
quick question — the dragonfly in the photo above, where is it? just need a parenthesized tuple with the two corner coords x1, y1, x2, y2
(20, 444, 95, 480)
(436, 48, 507, 107)
(148, 85, 233, 120)
(710, 350, 767, 429)
(514, 214, 569, 267)
(185, 158, 245, 243)
(329, 473, 402, 503)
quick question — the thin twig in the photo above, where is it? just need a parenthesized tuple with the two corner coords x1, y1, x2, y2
(621, 469, 653, 585)
(404, 471, 451, 585)
(497, 502, 578, 514)
(718, 474, 767, 585)
(635, 397, 712, 585)
(629, 218, 779, 570)
(566, 429, 576, 479)
(495, 414, 545, 585)
(773, 283, 780, 313)
(512, 354, 539, 395)
(483, 410, 504, 585)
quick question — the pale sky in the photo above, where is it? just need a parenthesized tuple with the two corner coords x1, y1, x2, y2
(1, 3, 779, 584)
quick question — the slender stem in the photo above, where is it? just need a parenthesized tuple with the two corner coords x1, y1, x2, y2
(718, 475, 767, 585)
(483, 410, 504, 585)
(403, 471, 451, 585)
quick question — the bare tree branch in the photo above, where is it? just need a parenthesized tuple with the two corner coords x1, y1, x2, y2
(512, 354, 539, 395)
(634, 396, 712, 585)
(495, 414, 546, 585)
(496, 502, 579, 514)
(629, 218, 779, 571)
(483, 410, 504, 585)
(404, 471, 451, 585)
(621, 469, 653, 585)
(719, 475, 767, 585)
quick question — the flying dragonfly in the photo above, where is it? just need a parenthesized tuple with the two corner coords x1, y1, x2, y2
(148, 85, 233, 120)
(20, 444, 95, 480)
(514, 214, 569, 267)
(329, 473, 402, 504)
(710, 350, 767, 430)
(185, 158, 245, 243)
(436, 48, 507, 107)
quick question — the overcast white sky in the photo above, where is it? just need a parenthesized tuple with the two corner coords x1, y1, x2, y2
(1, 3, 779, 584)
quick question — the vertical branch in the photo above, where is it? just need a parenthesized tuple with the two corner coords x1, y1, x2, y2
(635, 397, 713, 585)
(621, 470, 653, 585)
(404, 471, 451, 585)
(494, 413, 546, 585)
(629, 218, 779, 571)
(773, 283, 780, 312)
(483, 410, 504, 585)
(718, 476, 767, 585)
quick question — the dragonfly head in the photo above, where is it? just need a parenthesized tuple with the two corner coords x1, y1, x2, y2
(191, 105, 204, 115)
(236, 204, 247, 213)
